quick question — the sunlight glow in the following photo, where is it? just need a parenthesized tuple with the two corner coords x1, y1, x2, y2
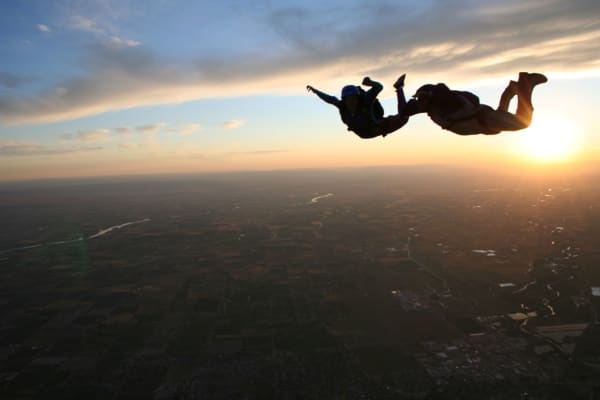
(518, 114, 581, 162)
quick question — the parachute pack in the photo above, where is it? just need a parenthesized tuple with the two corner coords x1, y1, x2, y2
(358, 87, 384, 121)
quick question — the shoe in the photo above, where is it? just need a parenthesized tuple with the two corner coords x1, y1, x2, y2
(518, 72, 548, 88)
(528, 72, 548, 87)
(393, 74, 406, 89)
(516, 73, 546, 110)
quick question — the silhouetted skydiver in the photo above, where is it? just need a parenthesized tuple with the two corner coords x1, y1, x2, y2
(404, 72, 548, 135)
(306, 75, 409, 139)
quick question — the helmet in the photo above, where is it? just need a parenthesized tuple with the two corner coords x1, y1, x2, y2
(341, 85, 360, 98)
(413, 84, 435, 100)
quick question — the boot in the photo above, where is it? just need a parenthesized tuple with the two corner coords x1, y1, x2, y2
(515, 73, 546, 125)
(393, 74, 406, 89)
(518, 72, 548, 90)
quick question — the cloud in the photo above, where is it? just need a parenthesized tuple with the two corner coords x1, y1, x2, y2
(120, 125, 170, 135)
(62, 129, 110, 141)
(78, 129, 110, 141)
(178, 123, 202, 135)
(69, 15, 104, 34)
(119, 142, 142, 149)
(37, 24, 51, 33)
(67, 15, 140, 49)
(1, 0, 599, 125)
(136, 123, 165, 134)
(0, 141, 102, 157)
(110, 36, 141, 48)
(116, 126, 133, 135)
(0, 72, 25, 89)
(223, 119, 245, 129)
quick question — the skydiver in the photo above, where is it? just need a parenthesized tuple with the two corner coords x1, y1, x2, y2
(404, 72, 548, 135)
(306, 75, 409, 139)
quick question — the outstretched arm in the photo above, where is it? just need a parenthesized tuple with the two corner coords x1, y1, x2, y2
(306, 85, 341, 107)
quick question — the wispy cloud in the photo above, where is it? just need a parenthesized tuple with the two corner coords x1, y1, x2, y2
(0, 72, 24, 89)
(1, 0, 599, 125)
(62, 128, 110, 141)
(37, 23, 51, 33)
(178, 123, 202, 135)
(67, 15, 140, 49)
(69, 15, 104, 34)
(0, 141, 102, 156)
(223, 119, 245, 130)
(78, 129, 110, 141)
(116, 126, 133, 136)
(110, 36, 141, 48)
(61, 124, 169, 141)
(119, 142, 142, 149)
(137, 123, 165, 134)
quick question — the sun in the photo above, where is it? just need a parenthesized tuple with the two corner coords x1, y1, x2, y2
(518, 114, 581, 162)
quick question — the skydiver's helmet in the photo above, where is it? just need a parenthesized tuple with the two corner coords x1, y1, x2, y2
(341, 85, 360, 98)
(413, 84, 436, 101)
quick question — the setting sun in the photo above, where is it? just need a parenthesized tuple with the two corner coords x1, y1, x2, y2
(518, 114, 581, 162)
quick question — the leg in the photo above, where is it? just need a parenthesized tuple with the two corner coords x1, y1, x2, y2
(478, 106, 526, 133)
(396, 85, 407, 114)
(376, 74, 410, 137)
(377, 114, 409, 136)
(478, 72, 547, 132)
(403, 98, 426, 117)
(497, 80, 517, 112)
(393, 74, 407, 114)
(515, 72, 548, 126)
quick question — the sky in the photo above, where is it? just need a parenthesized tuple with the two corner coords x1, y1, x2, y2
(1, 0, 599, 181)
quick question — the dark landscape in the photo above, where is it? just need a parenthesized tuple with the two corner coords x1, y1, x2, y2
(1, 166, 599, 399)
